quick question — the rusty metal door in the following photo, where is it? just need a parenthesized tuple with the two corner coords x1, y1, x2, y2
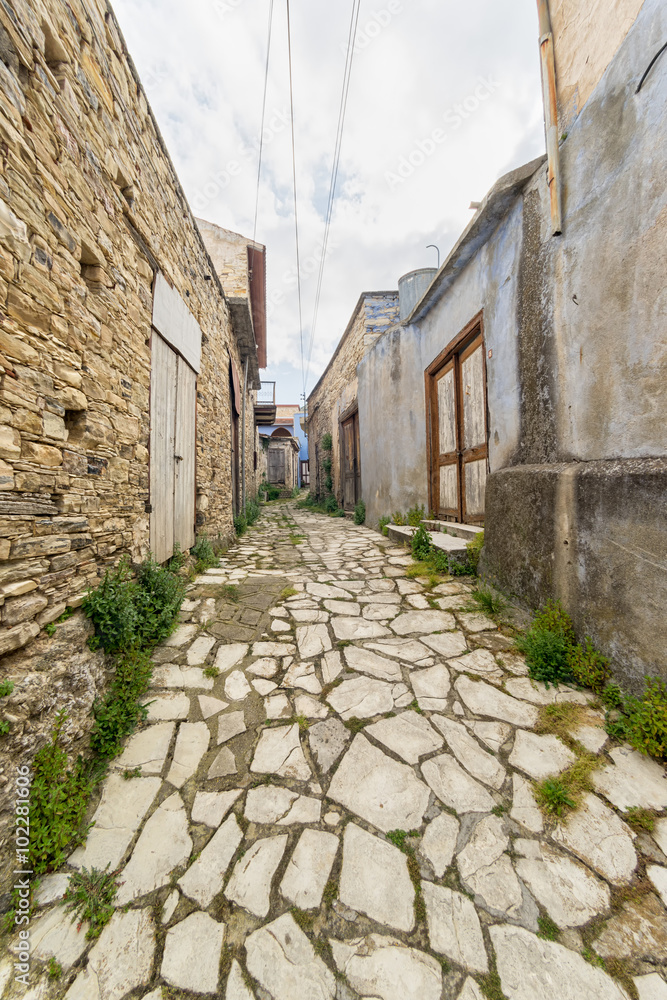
(427, 321, 487, 524)
(342, 413, 360, 510)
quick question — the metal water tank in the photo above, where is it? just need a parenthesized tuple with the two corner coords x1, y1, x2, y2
(398, 268, 438, 321)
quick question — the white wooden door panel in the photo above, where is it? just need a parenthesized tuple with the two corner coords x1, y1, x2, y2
(174, 357, 196, 552)
(150, 334, 177, 563)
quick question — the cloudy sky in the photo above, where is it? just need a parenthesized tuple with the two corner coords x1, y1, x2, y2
(113, 0, 546, 404)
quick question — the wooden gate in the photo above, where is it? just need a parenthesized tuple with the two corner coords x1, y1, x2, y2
(426, 315, 488, 524)
(341, 411, 361, 510)
(150, 333, 196, 563)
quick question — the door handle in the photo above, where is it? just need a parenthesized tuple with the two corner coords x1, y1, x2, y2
(174, 455, 183, 462)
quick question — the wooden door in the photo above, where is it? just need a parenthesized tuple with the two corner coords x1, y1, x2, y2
(268, 447, 284, 483)
(427, 320, 487, 524)
(342, 412, 360, 510)
(173, 360, 196, 551)
(150, 333, 197, 562)
(459, 334, 487, 522)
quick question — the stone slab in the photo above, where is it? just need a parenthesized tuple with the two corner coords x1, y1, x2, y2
(344, 645, 403, 681)
(455, 676, 539, 727)
(191, 789, 242, 827)
(64, 909, 155, 1000)
(280, 828, 339, 909)
(422, 881, 488, 972)
(420, 812, 460, 877)
(509, 730, 576, 781)
(214, 642, 249, 672)
(433, 716, 506, 789)
(592, 747, 667, 812)
(328, 734, 430, 833)
(113, 721, 174, 775)
(178, 813, 243, 906)
(116, 793, 192, 904)
(327, 675, 395, 719)
(490, 924, 629, 1000)
(144, 693, 191, 721)
(390, 610, 456, 635)
(366, 712, 443, 763)
(332, 617, 390, 640)
(225, 835, 289, 917)
(217, 710, 247, 744)
(69, 774, 161, 871)
(161, 911, 225, 994)
(250, 723, 311, 780)
(330, 934, 442, 1000)
(339, 822, 415, 932)
(552, 792, 637, 885)
(411, 664, 452, 711)
(422, 753, 495, 813)
(167, 721, 210, 788)
(515, 848, 611, 927)
(308, 717, 351, 773)
(208, 746, 237, 778)
(245, 914, 336, 1000)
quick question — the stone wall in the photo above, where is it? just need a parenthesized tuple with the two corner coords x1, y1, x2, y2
(0, 0, 257, 848)
(307, 292, 399, 504)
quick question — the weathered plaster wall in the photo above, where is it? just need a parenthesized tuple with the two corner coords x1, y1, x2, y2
(549, 0, 646, 129)
(307, 292, 399, 503)
(359, 197, 525, 529)
(484, 0, 667, 686)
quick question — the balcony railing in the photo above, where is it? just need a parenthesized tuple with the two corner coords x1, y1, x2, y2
(257, 381, 276, 404)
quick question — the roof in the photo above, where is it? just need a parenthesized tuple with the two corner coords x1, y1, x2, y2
(406, 155, 547, 324)
(307, 290, 398, 403)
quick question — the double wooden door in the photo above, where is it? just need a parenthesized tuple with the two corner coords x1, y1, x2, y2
(342, 411, 361, 510)
(150, 333, 196, 562)
(427, 322, 488, 524)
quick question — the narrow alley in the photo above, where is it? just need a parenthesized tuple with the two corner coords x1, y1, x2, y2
(19, 503, 667, 1000)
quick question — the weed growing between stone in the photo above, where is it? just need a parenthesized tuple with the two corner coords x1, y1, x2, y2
(605, 678, 667, 759)
(43, 606, 75, 637)
(378, 515, 390, 535)
(411, 524, 431, 561)
(353, 500, 366, 525)
(537, 914, 560, 940)
(203, 665, 220, 679)
(89, 650, 154, 760)
(516, 600, 611, 693)
(343, 717, 367, 734)
(467, 587, 507, 618)
(191, 533, 218, 572)
(0, 680, 14, 736)
(29, 711, 94, 874)
(280, 586, 298, 599)
(60, 865, 121, 939)
(47, 957, 62, 981)
(534, 777, 576, 817)
(624, 806, 656, 832)
(477, 968, 509, 1000)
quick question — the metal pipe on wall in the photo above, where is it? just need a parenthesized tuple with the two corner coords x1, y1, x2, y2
(241, 354, 248, 513)
(536, 0, 562, 235)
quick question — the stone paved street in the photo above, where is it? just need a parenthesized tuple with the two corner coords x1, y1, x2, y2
(9, 504, 667, 1000)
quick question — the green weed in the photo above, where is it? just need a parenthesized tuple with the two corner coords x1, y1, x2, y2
(466, 531, 484, 574)
(378, 515, 390, 536)
(537, 914, 560, 940)
(47, 957, 62, 981)
(203, 665, 220, 679)
(0, 680, 14, 698)
(534, 777, 576, 817)
(191, 534, 218, 572)
(386, 829, 419, 852)
(280, 586, 297, 599)
(343, 717, 367, 734)
(60, 865, 121, 939)
(624, 806, 656, 833)
(468, 586, 507, 618)
(353, 500, 366, 525)
(321, 432, 332, 451)
(408, 699, 423, 715)
(89, 650, 153, 761)
(411, 524, 431, 561)
(29, 711, 94, 874)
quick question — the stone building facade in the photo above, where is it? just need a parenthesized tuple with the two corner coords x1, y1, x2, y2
(307, 292, 399, 509)
(0, 0, 266, 821)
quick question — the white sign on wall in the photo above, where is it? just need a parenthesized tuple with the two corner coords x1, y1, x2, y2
(152, 272, 202, 373)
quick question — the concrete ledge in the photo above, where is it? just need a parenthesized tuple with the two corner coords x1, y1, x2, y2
(422, 520, 483, 542)
(482, 458, 667, 689)
(386, 524, 467, 554)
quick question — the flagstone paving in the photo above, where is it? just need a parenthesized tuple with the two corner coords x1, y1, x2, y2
(11, 503, 667, 1000)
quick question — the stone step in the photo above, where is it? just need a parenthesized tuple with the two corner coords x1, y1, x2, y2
(422, 519, 483, 542)
(386, 523, 467, 554)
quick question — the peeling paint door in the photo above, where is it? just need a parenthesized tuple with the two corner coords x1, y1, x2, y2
(150, 333, 196, 562)
(427, 321, 487, 524)
(342, 412, 360, 510)
(268, 447, 285, 484)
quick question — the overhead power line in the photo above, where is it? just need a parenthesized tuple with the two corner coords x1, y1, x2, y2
(285, 0, 306, 397)
(253, 0, 275, 247)
(305, 0, 362, 393)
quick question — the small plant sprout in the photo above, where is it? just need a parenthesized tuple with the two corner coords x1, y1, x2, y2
(60, 865, 122, 939)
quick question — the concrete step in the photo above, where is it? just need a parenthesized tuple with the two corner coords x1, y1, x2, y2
(422, 519, 483, 542)
(386, 523, 467, 554)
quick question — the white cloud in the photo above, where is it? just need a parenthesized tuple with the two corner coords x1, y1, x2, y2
(112, 0, 544, 401)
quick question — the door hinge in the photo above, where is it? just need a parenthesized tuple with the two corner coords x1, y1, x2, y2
(144, 501, 153, 513)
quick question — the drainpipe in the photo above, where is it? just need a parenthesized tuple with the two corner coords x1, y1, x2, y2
(537, 0, 562, 235)
(241, 354, 248, 513)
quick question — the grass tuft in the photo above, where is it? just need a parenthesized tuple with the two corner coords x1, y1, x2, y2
(60, 865, 121, 939)
(537, 914, 560, 940)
